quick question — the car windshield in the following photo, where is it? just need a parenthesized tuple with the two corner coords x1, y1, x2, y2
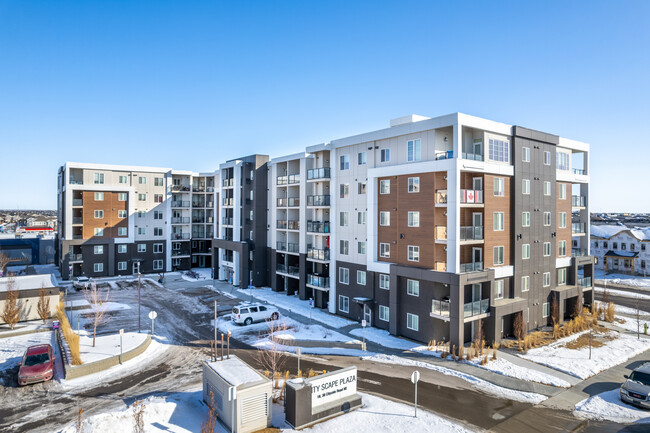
(630, 371, 650, 386)
(24, 353, 50, 366)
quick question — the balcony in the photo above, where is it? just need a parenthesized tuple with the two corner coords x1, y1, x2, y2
(172, 233, 190, 240)
(434, 262, 447, 272)
(572, 248, 588, 257)
(573, 168, 586, 175)
(277, 197, 300, 207)
(72, 235, 83, 240)
(223, 178, 233, 187)
(435, 190, 447, 205)
(192, 186, 205, 192)
(276, 241, 286, 251)
(572, 196, 586, 207)
(172, 250, 189, 257)
(276, 220, 287, 229)
(172, 185, 190, 192)
(307, 221, 330, 233)
(72, 217, 83, 225)
(435, 150, 454, 160)
(287, 220, 299, 230)
(172, 201, 190, 208)
(464, 299, 490, 318)
(207, 231, 214, 238)
(460, 189, 483, 205)
(222, 198, 234, 206)
(435, 226, 447, 242)
(461, 152, 483, 161)
(222, 217, 233, 225)
(578, 277, 592, 288)
(69, 254, 83, 262)
(206, 202, 214, 208)
(307, 167, 331, 180)
(307, 248, 330, 261)
(572, 222, 586, 234)
(172, 217, 190, 224)
(277, 175, 288, 185)
(307, 274, 329, 289)
(192, 217, 206, 223)
(431, 299, 450, 319)
(72, 199, 83, 206)
(207, 186, 214, 192)
(207, 216, 213, 223)
(69, 178, 83, 185)
(460, 226, 483, 241)
(307, 195, 330, 207)
(192, 202, 205, 208)
(277, 264, 300, 277)
(460, 262, 483, 273)
(288, 174, 300, 184)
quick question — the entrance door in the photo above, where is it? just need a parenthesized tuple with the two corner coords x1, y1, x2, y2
(473, 139, 482, 158)
(472, 284, 481, 302)
(133, 261, 140, 275)
(364, 305, 372, 326)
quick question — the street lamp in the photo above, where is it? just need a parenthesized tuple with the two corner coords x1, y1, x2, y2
(138, 272, 141, 333)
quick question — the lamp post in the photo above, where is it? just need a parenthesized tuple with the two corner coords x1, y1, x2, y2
(138, 272, 141, 333)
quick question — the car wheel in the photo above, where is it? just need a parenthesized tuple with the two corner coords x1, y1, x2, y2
(271, 312, 279, 320)
(244, 317, 253, 326)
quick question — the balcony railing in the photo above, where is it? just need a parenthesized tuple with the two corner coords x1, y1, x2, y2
(277, 175, 288, 185)
(435, 150, 454, 160)
(192, 186, 205, 192)
(573, 168, 586, 175)
(72, 199, 83, 206)
(307, 221, 330, 233)
(207, 202, 214, 208)
(460, 226, 483, 241)
(572, 248, 588, 257)
(172, 217, 190, 224)
(172, 201, 190, 208)
(460, 189, 483, 204)
(73, 235, 83, 240)
(460, 262, 483, 273)
(307, 274, 329, 288)
(307, 195, 330, 206)
(222, 198, 233, 206)
(431, 299, 451, 317)
(207, 231, 214, 238)
(288, 174, 300, 184)
(307, 248, 330, 261)
(277, 197, 300, 207)
(435, 190, 447, 205)
(223, 178, 233, 187)
(572, 222, 586, 234)
(276, 264, 300, 276)
(69, 178, 83, 185)
(434, 262, 447, 272)
(572, 196, 586, 207)
(435, 226, 447, 241)
(69, 254, 83, 261)
(464, 299, 490, 318)
(172, 185, 190, 192)
(192, 202, 205, 208)
(287, 220, 299, 230)
(222, 217, 233, 225)
(307, 167, 331, 180)
(207, 186, 214, 192)
(287, 243, 299, 253)
(172, 250, 188, 256)
(277, 220, 287, 229)
(172, 233, 190, 240)
(578, 277, 592, 288)
(277, 241, 286, 251)
(72, 217, 83, 225)
(461, 152, 483, 161)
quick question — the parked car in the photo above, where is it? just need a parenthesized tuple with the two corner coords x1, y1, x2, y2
(73, 276, 92, 290)
(18, 344, 55, 386)
(620, 362, 650, 409)
(231, 303, 280, 325)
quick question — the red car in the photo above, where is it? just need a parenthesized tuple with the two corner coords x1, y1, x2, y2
(18, 344, 55, 386)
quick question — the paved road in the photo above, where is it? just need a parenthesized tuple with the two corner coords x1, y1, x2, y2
(594, 283, 650, 313)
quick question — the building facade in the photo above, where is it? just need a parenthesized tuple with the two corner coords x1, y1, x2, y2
(591, 225, 649, 276)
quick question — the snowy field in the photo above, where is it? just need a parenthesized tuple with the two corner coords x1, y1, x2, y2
(519, 330, 650, 379)
(594, 286, 650, 300)
(57, 389, 473, 433)
(574, 389, 650, 424)
(0, 331, 53, 373)
(595, 269, 650, 290)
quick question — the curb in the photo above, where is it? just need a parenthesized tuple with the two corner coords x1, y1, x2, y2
(0, 326, 52, 339)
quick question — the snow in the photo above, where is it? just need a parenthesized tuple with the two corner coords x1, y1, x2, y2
(235, 286, 356, 328)
(594, 287, 650, 299)
(350, 326, 421, 351)
(181, 268, 212, 281)
(215, 316, 354, 344)
(0, 331, 53, 373)
(595, 271, 650, 289)
(206, 356, 266, 386)
(77, 332, 149, 364)
(363, 354, 547, 404)
(574, 388, 650, 424)
(591, 225, 627, 239)
(519, 330, 650, 379)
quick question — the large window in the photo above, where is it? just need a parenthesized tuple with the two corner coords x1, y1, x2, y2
(494, 177, 504, 196)
(407, 246, 419, 262)
(139, 176, 146, 184)
(558, 268, 567, 285)
(358, 212, 366, 224)
(338, 295, 349, 313)
(94, 192, 104, 201)
(118, 261, 127, 271)
(154, 177, 164, 186)
(118, 245, 127, 253)
(340, 184, 349, 199)
(94, 245, 103, 254)
(118, 192, 127, 201)
(94, 228, 103, 236)
(153, 243, 163, 253)
(543, 272, 551, 287)
(94, 173, 104, 184)
(357, 270, 366, 285)
(557, 152, 570, 171)
(408, 177, 420, 193)
(138, 193, 147, 201)
(118, 210, 127, 218)
(522, 244, 530, 259)
(522, 147, 530, 162)
(522, 212, 530, 227)
(407, 279, 419, 296)
(407, 313, 419, 331)
(358, 241, 366, 254)
(340, 155, 350, 170)
(379, 243, 390, 258)
(522, 276, 530, 292)
(544, 151, 551, 165)
(340, 212, 349, 226)
(543, 181, 551, 196)
(154, 211, 163, 219)
(488, 138, 510, 163)
(379, 211, 390, 226)
(118, 227, 127, 236)
(495, 280, 504, 299)
(379, 305, 389, 321)
(94, 263, 103, 272)
(154, 194, 163, 203)
(407, 139, 421, 161)
(558, 240, 567, 257)
(559, 183, 567, 200)
(543, 302, 550, 318)
(544, 212, 551, 226)
(559, 212, 567, 228)
(522, 179, 530, 195)
(137, 244, 146, 252)
(494, 246, 504, 265)
(358, 183, 366, 194)
(543, 242, 551, 256)
(154, 227, 163, 236)
(119, 175, 128, 184)
(153, 260, 163, 270)
(339, 267, 350, 284)
(340, 240, 349, 255)
(380, 148, 390, 162)
(358, 152, 366, 165)
(380, 179, 390, 194)
(94, 210, 104, 219)
(494, 212, 504, 231)
(379, 274, 390, 289)
(408, 211, 419, 227)
(138, 227, 146, 235)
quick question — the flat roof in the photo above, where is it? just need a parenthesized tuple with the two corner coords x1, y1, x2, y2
(205, 355, 268, 387)
(0, 274, 58, 292)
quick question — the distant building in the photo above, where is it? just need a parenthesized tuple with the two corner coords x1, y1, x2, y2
(591, 225, 649, 275)
(0, 274, 59, 325)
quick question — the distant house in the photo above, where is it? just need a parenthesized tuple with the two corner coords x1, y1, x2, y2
(591, 225, 649, 275)
(0, 274, 59, 325)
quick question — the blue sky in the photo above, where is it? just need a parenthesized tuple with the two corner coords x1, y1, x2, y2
(0, 1, 647, 212)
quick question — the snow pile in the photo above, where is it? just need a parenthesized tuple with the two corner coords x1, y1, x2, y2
(77, 332, 150, 364)
(574, 389, 650, 424)
(350, 326, 423, 351)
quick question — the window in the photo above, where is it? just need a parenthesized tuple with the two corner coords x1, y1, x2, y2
(494, 212, 504, 231)
(642, 244, 646, 251)
(559, 184, 567, 200)
(558, 212, 567, 228)
(543, 242, 551, 256)
(357, 270, 366, 285)
(118, 227, 127, 236)
(138, 193, 147, 201)
(338, 295, 349, 313)
(544, 212, 551, 226)
(138, 211, 145, 218)
(154, 177, 164, 186)
(94, 263, 103, 272)
(544, 151, 551, 165)
(139, 176, 146, 184)
(543, 272, 551, 287)
(137, 244, 146, 252)
(621, 243, 627, 251)
(407, 139, 421, 161)
(631, 243, 635, 251)
(558, 268, 567, 285)
(358, 212, 366, 224)
(522, 212, 530, 227)
(94, 228, 103, 236)
(408, 177, 420, 193)
(94, 210, 104, 219)
(557, 152, 570, 171)
(154, 194, 163, 203)
(558, 240, 567, 257)
(407, 279, 419, 296)
(593, 241, 598, 249)
(118, 192, 127, 201)
(250, 190, 254, 201)
(543, 181, 551, 196)
(493, 178, 504, 196)
(340, 184, 349, 199)
(488, 138, 510, 163)
(407, 313, 419, 331)
(379, 243, 390, 258)
(407, 246, 419, 262)
(153, 260, 163, 270)
(154, 211, 163, 219)
(380, 211, 390, 226)
(118, 261, 127, 271)
(522, 147, 530, 162)
(522, 179, 530, 195)
(495, 280, 504, 299)
(339, 267, 349, 284)
(249, 210, 254, 220)
(118, 210, 127, 218)
(522, 244, 530, 259)
(119, 175, 128, 184)
(154, 227, 163, 236)
(340, 212, 349, 227)
(358, 241, 366, 254)
(94, 192, 104, 201)
(380, 179, 390, 194)
(613, 242, 618, 249)
(340, 155, 350, 170)
(522, 276, 530, 292)
(494, 246, 504, 265)
(340, 240, 349, 255)
(94, 245, 103, 254)
(94, 173, 104, 184)
(358, 183, 366, 194)
(379, 274, 390, 289)
(380, 148, 390, 162)
(138, 227, 146, 235)
(543, 302, 550, 318)
(408, 211, 419, 227)
(118, 245, 127, 253)
(379, 306, 389, 322)
(358, 152, 366, 165)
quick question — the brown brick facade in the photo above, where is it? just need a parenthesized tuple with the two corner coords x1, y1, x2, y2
(82, 191, 128, 239)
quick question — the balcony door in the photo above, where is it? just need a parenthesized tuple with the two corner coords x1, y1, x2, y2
(132, 261, 140, 275)
(472, 284, 481, 302)
(473, 177, 483, 191)
(472, 247, 482, 267)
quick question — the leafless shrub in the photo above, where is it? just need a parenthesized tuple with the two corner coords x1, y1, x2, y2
(255, 318, 291, 379)
(132, 400, 146, 433)
(1, 277, 20, 329)
(83, 282, 111, 347)
(37, 284, 51, 323)
(201, 389, 217, 433)
(75, 408, 85, 433)
(604, 302, 615, 323)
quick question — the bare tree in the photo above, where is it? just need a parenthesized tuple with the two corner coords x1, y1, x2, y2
(0, 252, 8, 277)
(1, 277, 21, 329)
(513, 311, 527, 341)
(573, 288, 583, 318)
(551, 297, 560, 326)
(255, 318, 291, 379)
(75, 408, 85, 433)
(201, 389, 217, 433)
(37, 284, 51, 323)
(131, 400, 146, 433)
(83, 282, 111, 347)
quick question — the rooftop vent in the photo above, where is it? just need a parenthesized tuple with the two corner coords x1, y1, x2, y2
(390, 114, 430, 128)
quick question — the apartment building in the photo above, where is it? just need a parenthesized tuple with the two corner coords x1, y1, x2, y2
(591, 225, 649, 275)
(57, 163, 218, 280)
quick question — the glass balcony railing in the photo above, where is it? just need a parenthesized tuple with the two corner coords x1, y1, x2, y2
(277, 220, 287, 229)
(307, 274, 329, 288)
(578, 277, 592, 288)
(223, 178, 233, 187)
(222, 198, 233, 206)
(461, 152, 483, 161)
(69, 254, 83, 261)
(460, 262, 483, 273)
(307, 248, 330, 261)
(460, 189, 483, 204)
(464, 299, 490, 318)
(276, 241, 286, 251)
(573, 168, 586, 175)
(288, 174, 300, 184)
(287, 243, 299, 253)
(172, 201, 190, 208)
(572, 248, 588, 257)
(172, 217, 190, 224)
(431, 299, 451, 317)
(277, 197, 300, 207)
(222, 217, 233, 225)
(307, 195, 330, 206)
(435, 150, 454, 160)
(460, 226, 483, 241)
(172, 185, 190, 192)
(277, 175, 288, 185)
(277, 264, 300, 276)
(72, 199, 83, 206)
(307, 167, 331, 180)
(172, 233, 190, 240)
(307, 221, 330, 233)
(572, 222, 586, 234)
(572, 196, 586, 207)
(72, 217, 83, 224)
(287, 220, 299, 230)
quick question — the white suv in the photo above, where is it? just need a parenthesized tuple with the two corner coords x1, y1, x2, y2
(231, 303, 280, 325)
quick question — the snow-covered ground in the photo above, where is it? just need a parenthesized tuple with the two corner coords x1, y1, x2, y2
(181, 268, 212, 281)
(215, 316, 354, 344)
(77, 332, 150, 364)
(595, 269, 650, 290)
(574, 388, 650, 424)
(0, 331, 53, 373)
(519, 330, 650, 379)
(594, 286, 650, 300)
(364, 354, 547, 404)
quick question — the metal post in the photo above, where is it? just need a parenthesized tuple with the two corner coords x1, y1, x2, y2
(227, 331, 231, 359)
(138, 272, 141, 333)
(214, 300, 217, 360)
(297, 347, 301, 374)
(415, 380, 418, 417)
(589, 328, 592, 360)
(221, 333, 224, 360)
